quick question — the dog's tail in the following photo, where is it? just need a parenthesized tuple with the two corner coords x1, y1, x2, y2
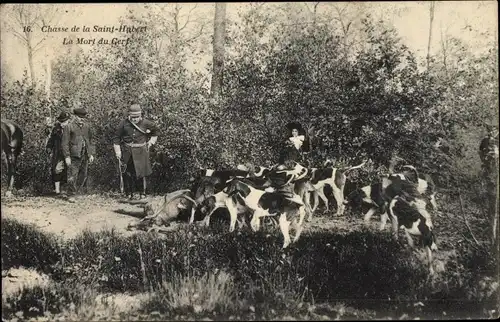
(343, 159, 368, 174)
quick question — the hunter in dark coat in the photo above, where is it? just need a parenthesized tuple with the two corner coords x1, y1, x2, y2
(479, 124, 499, 244)
(112, 104, 159, 199)
(61, 107, 96, 201)
(46, 111, 71, 194)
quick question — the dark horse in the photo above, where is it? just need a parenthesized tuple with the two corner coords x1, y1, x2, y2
(1, 120, 23, 196)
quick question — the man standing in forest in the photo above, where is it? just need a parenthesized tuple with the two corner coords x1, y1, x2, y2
(113, 104, 159, 200)
(479, 123, 499, 244)
(61, 106, 95, 202)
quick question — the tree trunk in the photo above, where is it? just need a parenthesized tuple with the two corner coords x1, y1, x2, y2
(211, 2, 226, 100)
(426, 1, 435, 70)
(480, 136, 499, 249)
(489, 149, 499, 247)
(45, 47, 52, 101)
(26, 37, 36, 88)
(492, 176, 498, 246)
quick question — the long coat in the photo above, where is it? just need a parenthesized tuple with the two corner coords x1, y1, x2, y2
(46, 122, 67, 183)
(112, 118, 158, 178)
(61, 119, 95, 158)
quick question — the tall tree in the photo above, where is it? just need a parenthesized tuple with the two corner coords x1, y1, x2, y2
(211, 2, 226, 99)
(426, 1, 436, 69)
(2, 4, 59, 88)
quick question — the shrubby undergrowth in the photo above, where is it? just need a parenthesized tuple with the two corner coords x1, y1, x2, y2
(1, 6, 496, 194)
(2, 217, 498, 320)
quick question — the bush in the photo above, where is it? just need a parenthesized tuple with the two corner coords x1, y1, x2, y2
(49, 224, 430, 304)
(1, 218, 61, 274)
(2, 217, 497, 319)
(142, 270, 238, 316)
(2, 282, 95, 320)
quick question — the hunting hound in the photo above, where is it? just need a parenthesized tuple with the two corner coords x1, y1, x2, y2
(344, 174, 424, 229)
(225, 178, 306, 248)
(384, 195, 438, 275)
(309, 159, 367, 215)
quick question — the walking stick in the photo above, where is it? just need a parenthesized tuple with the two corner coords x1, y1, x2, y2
(118, 158, 124, 194)
(78, 156, 89, 193)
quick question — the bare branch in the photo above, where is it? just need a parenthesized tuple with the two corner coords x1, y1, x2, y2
(8, 28, 28, 43)
(178, 12, 192, 32)
(173, 3, 181, 33)
(32, 38, 47, 53)
(303, 2, 315, 15)
(12, 5, 26, 27)
(333, 3, 348, 17)
(182, 23, 206, 45)
(458, 190, 482, 247)
(255, 2, 266, 10)
(345, 21, 352, 33)
(179, 3, 198, 29)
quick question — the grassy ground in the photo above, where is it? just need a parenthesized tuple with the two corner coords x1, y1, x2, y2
(1, 189, 499, 320)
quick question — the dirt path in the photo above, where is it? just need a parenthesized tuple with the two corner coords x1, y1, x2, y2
(1, 194, 150, 240)
(1, 193, 393, 240)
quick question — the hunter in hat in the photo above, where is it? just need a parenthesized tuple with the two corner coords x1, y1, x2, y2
(279, 122, 309, 166)
(479, 122, 499, 244)
(480, 123, 499, 170)
(61, 105, 95, 202)
(112, 104, 159, 199)
(46, 111, 71, 195)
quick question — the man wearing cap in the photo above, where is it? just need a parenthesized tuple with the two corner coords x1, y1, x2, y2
(480, 124, 499, 173)
(46, 111, 71, 196)
(479, 123, 499, 243)
(112, 104, 158, 199)
(61, 106, 95, 202)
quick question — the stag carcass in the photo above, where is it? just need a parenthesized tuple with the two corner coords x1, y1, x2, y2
(127, 189, 196, 232)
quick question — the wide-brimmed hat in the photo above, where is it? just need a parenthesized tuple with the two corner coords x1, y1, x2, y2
(285, 122, 305, 136)
(56, 111, 71, 122)
(73, 107, 87, 118)
(128, 104, 142, 117)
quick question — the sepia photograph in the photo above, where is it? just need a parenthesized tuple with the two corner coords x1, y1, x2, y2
(1, 1, 498, 320)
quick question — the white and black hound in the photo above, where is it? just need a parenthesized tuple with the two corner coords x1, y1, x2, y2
(188, 168, 250, 224)
(344, 174, 425, 228)
(224, 178, 306, 248)
(308, 159, 367, 215)
(399, 165, 438, 211)
(264, 162, 314, 220)
(383, 195, 438, 275)
(197, 176, 273, 231)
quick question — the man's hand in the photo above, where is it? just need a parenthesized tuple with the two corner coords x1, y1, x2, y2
(113, 144, 122, 160)
(65, 157, 71, 166)
(491, 146, 499, 159)
(147, 136, 158, 149)
(89, 155, 94, 163)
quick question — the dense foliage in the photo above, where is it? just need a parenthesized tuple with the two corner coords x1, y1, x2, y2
(1, 4, 496, 194)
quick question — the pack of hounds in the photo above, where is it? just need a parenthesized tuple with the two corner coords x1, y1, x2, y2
(1, 119, 439, 275)
(130, 158, 440, 275)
